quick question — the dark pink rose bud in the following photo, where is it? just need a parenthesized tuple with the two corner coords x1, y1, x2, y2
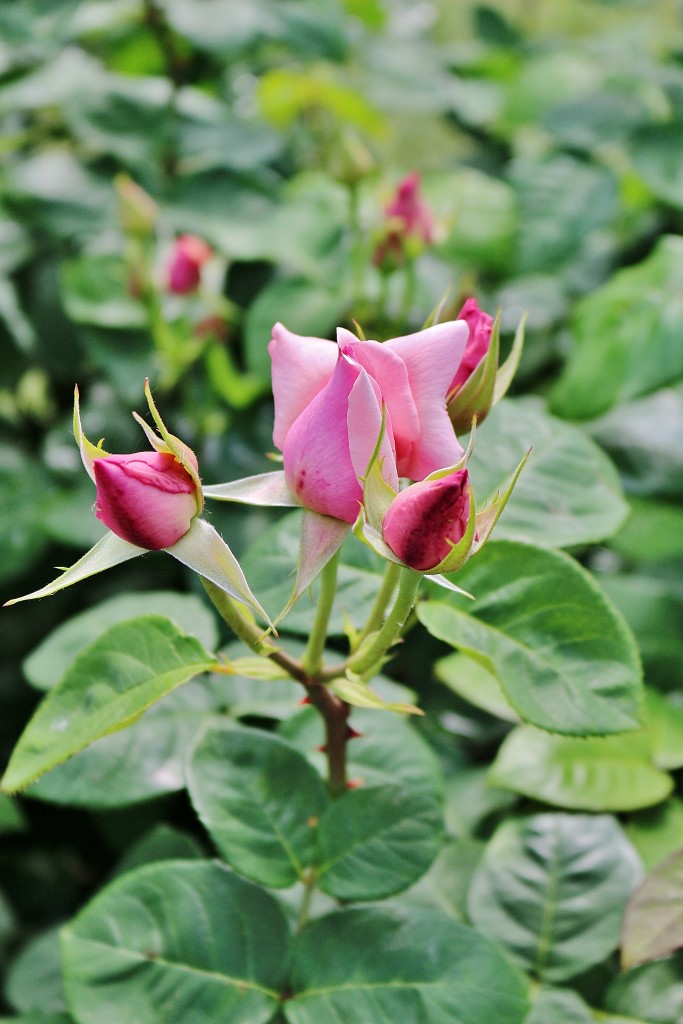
(94, 451, 200, 550)
(385, 172, 434, 243)
(166, 235, 212, 295)
(449, 298, 494, 393)
(382, 470, 471, 572)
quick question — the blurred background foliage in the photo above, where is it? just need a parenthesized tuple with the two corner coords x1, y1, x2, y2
(2, 0, 683, 1018)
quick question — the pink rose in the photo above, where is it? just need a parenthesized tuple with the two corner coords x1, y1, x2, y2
(448, 298, 493, 394)
(269, 319, 468, 517)
(382, 470, 471, 572)
(167, 235, 212, 295)
(94, 450, 200, 550)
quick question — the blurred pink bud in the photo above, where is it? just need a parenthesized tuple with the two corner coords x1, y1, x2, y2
(373, 172, 434, 269)
(167, 235, 212, 295)
(449, 298, 494, 393)
(382, 470, 471, 572)
(94, 451, 200, 550)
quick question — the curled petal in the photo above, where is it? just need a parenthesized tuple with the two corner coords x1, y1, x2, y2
(269, 322, 338, 450)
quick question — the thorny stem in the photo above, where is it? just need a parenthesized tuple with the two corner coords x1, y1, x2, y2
(200, 576, 349, 793)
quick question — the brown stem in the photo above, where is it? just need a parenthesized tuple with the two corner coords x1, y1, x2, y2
(305, 682, 350, 796)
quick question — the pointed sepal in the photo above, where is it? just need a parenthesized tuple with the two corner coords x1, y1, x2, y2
(330, 673, 423, 716)
(4, 532, 144, 606)
(203, 471, 298, 507)
(135, 379, 203, 507)
(493, 310, 527, 405)
(274, 510, 350, 626)
(473, 447, 531, 554)
(166, 517, 272, 626)
(425, 575, 475, 599)
(73, 385, 109, 483)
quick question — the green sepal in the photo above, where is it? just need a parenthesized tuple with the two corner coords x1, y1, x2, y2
(73, 384, 109, 482)
(4, 531, 144, 606)
(473, 448, 531, 554)
(136, 378, 203, 508)
(426, 575, 475, 599)
(446, 311, 501, 434)
(421, 285, 452, 329)
(493, 310, 527, 404)
(203, 471, 298, 506)
(166, 517, 273, 627)
(424, 417, 478, 481)
(274, 509, 350, 626)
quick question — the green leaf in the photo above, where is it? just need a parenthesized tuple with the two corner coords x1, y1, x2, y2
(551, 236, 683, 420)
(524, 986, 594, 1024)
(631, 122, 683, 210)
(605, 953, 683, 1024)
(428, 167, 519, 273)
(468, 813, 642, 982)
(622, 848, 683, 968)
(611, 497, 683, 564)
(0, 447, 53, 584)
(61, 860, 289, 1024)
(489, 725, 673, 811)
(24, 591, 218, 691)
(418, 541, 644, 736)
(645, 689, 683, 770)
(0, 794, 25, 836)
(186, 725, 328, 888)
(317, 784, 443, 900)
(627, 799, 683, 870)
(5, 926, 66, 1016)
(285, 905, 529, 1024)
(435, 652, 519, 722)
(466, 398, 629, 548)
(1, 617, 217, 793)
(112, 824, 204, 878)
(26, 679, 222, 808)
(60, 256, 146, 329)
(329, 675, 422, 715)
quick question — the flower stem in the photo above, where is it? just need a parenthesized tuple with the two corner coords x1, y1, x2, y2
(353, 560, 401, 652)
(345, 567, 422, 677)
(301, 550, 339, 677)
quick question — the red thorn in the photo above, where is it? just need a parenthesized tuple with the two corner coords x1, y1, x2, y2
(297, 696, 312, 705)
(346, 778, 363, 789)
(346, 726, 363, 740)
(316, 744, 327, 753)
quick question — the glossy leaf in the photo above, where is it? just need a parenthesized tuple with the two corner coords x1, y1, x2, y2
(468, 813, 642, 981)
(622, 849, 683, 968)
(186, 725, 328, 888)
(605, 953, 683, 1024)
(489, 725, 673, 811)
(2, 617, 217, 793)
(5, 926, 66, 1015)
(418, 541, 643, 736)
(61, 860, 289, 1024)
(317, 784, 443, 899)
(466, 398, 628, 548)
(285, 905, 529, 1024)
(23, 591, 219, 691)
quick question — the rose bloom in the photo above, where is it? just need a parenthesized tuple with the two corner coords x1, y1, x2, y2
(166, 235, 212, 295)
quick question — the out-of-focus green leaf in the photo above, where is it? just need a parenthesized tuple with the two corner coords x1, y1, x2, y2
(611, 497, 683, 563)
(2, 617, 217, 793)
(489, 725, 672, 811)
(418, 542, 643, 736)
(551, 237, 683, 420)
(622, 848, 683, 968)
(606, 953, 683, 1024)
(286, 905, 529, 1024)
(427, 168, 519, 273)
(5, 926, 66, 1016)
(0, 447, 53, 586)
(59, 256, 146, 329)
(644, 689, 683, 770)
(468, 813, 642, 981)
(0, 279, 37, 354)
(62, 860, 289, 1024)
(435, 652, 519, 722)
(628, 800, 683, 870)
(6, 151, 114, 240)
(112, 824, 204, 877)
(523, 986, 594, 1024)
(0, 794, 25, 836)
(466, 398, 629, 548)
(597, 574, 683, 686)
(591, 384, 683, 498)
(631, 122, 683, 210)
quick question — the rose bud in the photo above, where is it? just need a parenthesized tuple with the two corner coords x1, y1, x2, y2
(94, 451, 201, 551)
(382, 469, 472, 572)
(166, 234, 212, 295)
(373, 172, 434, 269)
(449, 298, 494, 393)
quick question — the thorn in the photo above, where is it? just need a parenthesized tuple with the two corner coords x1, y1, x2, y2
(297, 696, 312, 706)
(316, 744, 327, 753)
(346, 778, 363, 789)
(346, 726, 363, 740)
